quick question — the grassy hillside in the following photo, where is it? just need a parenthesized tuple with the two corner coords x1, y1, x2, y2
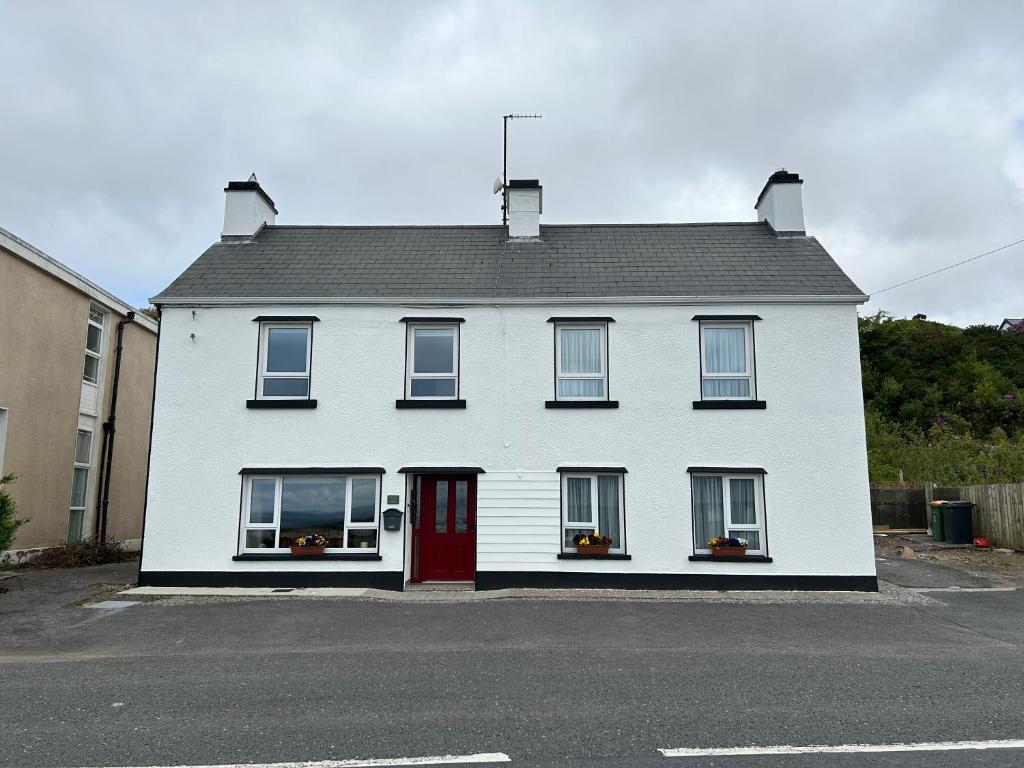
(859, 312, 1024, 484)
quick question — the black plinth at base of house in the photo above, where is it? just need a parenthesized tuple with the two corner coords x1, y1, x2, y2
(137, 570, 405, 590)
(474, 571, 878, 592)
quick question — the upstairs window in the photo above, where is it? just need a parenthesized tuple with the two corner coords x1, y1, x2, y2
(83, 307, 104, 385)
(700, 321, 755, 400)
(406, 323, 459, 399)
(555, 323, 608, 400)
(257, 322, 312, 399)
(691, 472, 766, 555)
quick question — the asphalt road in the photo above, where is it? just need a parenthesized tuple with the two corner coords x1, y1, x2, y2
(1, 558, 1022, 768)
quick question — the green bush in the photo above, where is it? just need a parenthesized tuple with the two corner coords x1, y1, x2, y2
(0, 474, 28, 553)
(861, 313, 1024, 484)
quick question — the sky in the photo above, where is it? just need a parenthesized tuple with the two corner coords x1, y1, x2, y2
(2, 0, 1023, 325)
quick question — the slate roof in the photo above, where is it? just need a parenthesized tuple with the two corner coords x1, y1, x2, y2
(153, 222, 865, 302)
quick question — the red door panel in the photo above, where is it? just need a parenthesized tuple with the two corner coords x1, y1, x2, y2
(414, 475, 476, 582)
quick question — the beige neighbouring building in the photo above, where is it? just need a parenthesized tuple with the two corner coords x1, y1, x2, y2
(0, 226, 157, 555)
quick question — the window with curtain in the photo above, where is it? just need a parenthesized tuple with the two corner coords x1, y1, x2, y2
(556, 324, 607, 400)
(561, 472, 625, 552)
(240, 473, 381, 552)
(407, 324, 459, 399)
(257, 322, 313, 399)
(700, 322, 754, 399)
(691, 473, 765, 554)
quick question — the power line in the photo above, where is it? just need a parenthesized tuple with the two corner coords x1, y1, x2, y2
(869, 237, 1024, 297)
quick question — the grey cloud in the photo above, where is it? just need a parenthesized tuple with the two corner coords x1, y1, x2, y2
(1, 0, 1022, 324)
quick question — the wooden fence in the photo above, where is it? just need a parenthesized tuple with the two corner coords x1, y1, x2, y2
(933, 483, 1024, 551)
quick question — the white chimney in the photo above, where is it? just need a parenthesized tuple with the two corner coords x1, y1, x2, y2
(754, 169, 805, 234)
(222, 173, 277, 237)
(507, 179, 542, 238)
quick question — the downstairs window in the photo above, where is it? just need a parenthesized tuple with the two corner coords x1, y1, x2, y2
(240, 473, 380, 552)
(690, 472, 766, 555)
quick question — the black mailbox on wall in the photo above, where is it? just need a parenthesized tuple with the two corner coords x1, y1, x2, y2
(382, 508, 403, 531)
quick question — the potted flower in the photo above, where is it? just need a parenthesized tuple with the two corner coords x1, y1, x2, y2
(574, 531, 613, 555)
(708, 536, 748, 557)
(290, 534, 328, 556)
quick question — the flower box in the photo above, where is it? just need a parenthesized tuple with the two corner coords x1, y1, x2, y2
(572, 531, 613, 555)
(290, 534, 328, 556)
(290, 545, 325, 556)
(707, 536, 748, 558)
(710, 546, 747, 557)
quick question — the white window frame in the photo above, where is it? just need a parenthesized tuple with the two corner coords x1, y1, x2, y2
(560, 471, 626, 554)
(257, 322, 313, 400)
(67, 428, 93, 543)
(555, 322, 608, 401)
(83, 306, 105, 386)
(405, 323, 459, 400)
(239, 474, 381, 553)
(691, 472, 766, 555)
(699, 321, 755, 400)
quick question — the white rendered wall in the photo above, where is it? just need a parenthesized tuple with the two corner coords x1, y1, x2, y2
(222, 191, 276, 237)
(141, 302, 875, 579)
(756, 183, 805, 233)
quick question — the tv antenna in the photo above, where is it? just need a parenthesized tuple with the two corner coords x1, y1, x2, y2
(494, 113, 542, 225)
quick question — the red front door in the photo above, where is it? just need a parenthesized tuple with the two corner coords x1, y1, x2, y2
(414, 475, 476, 582)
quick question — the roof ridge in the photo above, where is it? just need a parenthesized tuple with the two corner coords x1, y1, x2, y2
(260, 221, 771, 231)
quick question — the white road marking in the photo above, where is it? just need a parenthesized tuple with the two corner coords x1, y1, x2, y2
(659, 739, 1024, 757)
(96, 753, 511, 768)
(909, 587, 1017, 593)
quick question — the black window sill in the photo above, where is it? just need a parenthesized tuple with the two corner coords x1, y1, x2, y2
(545, 401, 620, 409)
(233, 553, 383, 561)
(558, 553, 632, 560)
(692, 400, 766, 410)
(395, 399, 467, 409)
(246, 399, 318, 409)
(688, 555, 773, 563)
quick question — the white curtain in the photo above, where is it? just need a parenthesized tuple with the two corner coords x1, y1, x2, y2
(559, 379, 605, 398)
(729, 478, 756, 524)
(704, 328, 746, 373)
(561, 328, 601, 374)
(704, 378, 750, 398)
(597, 475, 620, 547)
(693, 475, 724, 547)
(566, 477, 591, 523)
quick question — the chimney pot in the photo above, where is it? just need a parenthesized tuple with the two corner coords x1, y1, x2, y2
(507, 179, 542, 238)
(222, 174, 277, 238)
(754, 169, 805, 234)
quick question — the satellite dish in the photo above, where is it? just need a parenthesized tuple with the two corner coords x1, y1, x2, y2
(492, 176, 504, 194)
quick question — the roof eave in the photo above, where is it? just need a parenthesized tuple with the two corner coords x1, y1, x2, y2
(150, 293, 870, 307)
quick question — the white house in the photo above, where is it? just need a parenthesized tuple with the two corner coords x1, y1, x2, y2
(139, 171, 877, 591)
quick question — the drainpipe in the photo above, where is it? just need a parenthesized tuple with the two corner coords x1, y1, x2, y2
(94, 311, 135, 544)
